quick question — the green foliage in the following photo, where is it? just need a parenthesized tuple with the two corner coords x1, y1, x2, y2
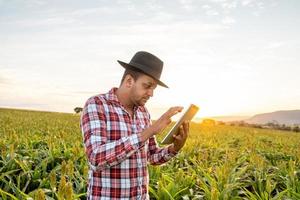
(1, 108, 300, 199)
(0, 108, 86, 199)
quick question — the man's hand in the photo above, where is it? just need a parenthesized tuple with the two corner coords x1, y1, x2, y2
(151, 106, 183, 133)
(170, 120, 189, 153)
(141, 106, 183, 142)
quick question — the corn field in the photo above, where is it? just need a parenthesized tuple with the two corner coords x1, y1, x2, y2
(0, 108, 300, 199)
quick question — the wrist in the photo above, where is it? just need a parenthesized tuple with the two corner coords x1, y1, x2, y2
(169, 144, 179, 154)
(140, 126, 156, 142)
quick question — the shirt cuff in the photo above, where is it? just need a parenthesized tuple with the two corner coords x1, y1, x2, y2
(167, 145, 179, 157)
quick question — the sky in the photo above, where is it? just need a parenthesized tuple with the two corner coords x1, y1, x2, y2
(0, 0, 300, 119)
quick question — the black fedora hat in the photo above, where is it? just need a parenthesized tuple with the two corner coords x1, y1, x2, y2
(117, 51, 168, 88)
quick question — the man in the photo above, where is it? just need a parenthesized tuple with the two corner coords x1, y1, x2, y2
(80, 51, 189, 200)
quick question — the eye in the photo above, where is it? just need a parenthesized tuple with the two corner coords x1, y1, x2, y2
(143, 83, 151, 89)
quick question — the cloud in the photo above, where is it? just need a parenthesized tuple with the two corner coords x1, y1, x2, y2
(116, 0, 137, 10)
(241, 0, 264, 8)
(206, 0, 266, 16)
(12, 17, 76, 27)
(206, 9, 219, 16)
(202, 4, 211, 9)
(221, 16, 236, 25)
(178, 0, 195, 11)
(1, 6, 116, 27)
(62, 7, 114, 17)
(100, 21, 226, 47)
(265, 41, 286, 49)
(242, 0, 253, 6)
(221, 1, 237, 10)
(201, 3, 220, 16)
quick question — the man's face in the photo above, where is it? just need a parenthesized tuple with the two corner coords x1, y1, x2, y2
(130, 74, 158, 106)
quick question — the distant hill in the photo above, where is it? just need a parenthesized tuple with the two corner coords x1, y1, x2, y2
(246, 110, 300, 125)
(195, 116, 250, 123)
(205, 116, 250, 122)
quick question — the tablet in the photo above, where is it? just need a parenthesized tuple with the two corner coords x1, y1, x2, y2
(161, 104, 199, 144)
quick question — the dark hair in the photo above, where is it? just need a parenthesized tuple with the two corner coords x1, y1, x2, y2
(120, 67, 144, 85)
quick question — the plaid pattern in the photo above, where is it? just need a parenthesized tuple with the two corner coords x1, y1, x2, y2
(80, 87, 177, 200)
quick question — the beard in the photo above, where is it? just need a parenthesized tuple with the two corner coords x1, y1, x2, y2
(134, 97, 148, 106)
(130, 87, 150, 106)
(132, 95, 149, 106)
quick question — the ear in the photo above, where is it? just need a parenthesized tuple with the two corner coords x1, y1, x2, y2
(124, 74, 135, 88)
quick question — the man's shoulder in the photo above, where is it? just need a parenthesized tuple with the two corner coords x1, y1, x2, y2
(84, 92, 109, 107)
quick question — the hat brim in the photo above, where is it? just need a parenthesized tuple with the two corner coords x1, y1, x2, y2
(117, 60, 169, 88)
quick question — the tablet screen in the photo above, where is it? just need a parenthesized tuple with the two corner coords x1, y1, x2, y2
(161, 104, 199, 144)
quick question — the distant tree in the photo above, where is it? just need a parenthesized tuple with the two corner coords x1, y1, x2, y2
(293, 126, 300, 132)
(266, 121, 280, 129)
(280, 124, 287, 130)
(74, 107, 83, 114)
(253, 124, 262, 129)
(217, 121, 225, 125)
(202, 119, 216, 126)
(238, 120, 247, 127)
(281, 125, 291, 131)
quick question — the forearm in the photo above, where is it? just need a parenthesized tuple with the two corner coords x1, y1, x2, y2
(140, 125, 156, 143)
(147, 137, 178, 165)
(86, 127, 156, 171)
(86, 133, 142, 170)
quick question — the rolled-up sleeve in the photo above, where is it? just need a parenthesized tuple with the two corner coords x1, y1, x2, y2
(147, 135, 178, 165)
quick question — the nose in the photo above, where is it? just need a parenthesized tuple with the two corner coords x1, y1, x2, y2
(148, 89, 154, 97)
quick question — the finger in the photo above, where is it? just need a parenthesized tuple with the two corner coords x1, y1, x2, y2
(173, 106, 184, 111)
(168, 107, 182, 116)
(166, 106, 183, 118)
(183, 128, 188, 140)
(173, 125, 183, 137)
(165, 118, 172, 126)
(178, 123, 187, 141)
(181, 124, 185, 133)
(173, 133, 182, 141)
(183, 121, 189, 135)
(178, 125, 185, 138)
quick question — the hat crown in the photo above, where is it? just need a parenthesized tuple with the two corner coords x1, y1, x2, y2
(129, 51, 163, 79)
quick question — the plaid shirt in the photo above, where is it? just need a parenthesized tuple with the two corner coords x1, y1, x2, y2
(80, 87, 177, 200)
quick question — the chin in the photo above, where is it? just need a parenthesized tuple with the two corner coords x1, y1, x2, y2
(137, 101, 146, 106)
(138, 102, 145, 106)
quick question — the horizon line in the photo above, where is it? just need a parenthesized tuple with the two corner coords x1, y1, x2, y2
(2, 106, 298, 119)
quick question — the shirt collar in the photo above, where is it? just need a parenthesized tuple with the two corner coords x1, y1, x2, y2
(107, 87, 120, 105)
(107, 87, 140, 112)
